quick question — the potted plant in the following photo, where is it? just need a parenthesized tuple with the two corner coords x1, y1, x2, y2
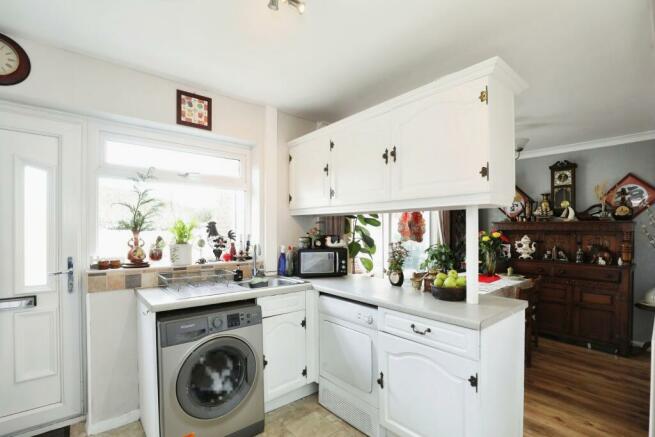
(170, 219, 196, 266)
(345, 214, 381, 273)
(114, 168, 162, 265)
(419, 243, 456, 291)
(479, 230, 508, 276)
(387, 242, 409, 286)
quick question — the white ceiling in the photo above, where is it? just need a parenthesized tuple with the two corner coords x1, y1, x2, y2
(2, 0, 655, 151)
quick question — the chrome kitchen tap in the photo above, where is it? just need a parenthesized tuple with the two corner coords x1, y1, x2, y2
(252, 244, 264, 277)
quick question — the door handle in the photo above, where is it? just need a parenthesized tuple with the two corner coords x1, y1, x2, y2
(382, 148, 389, 164)
(410, 324, 431, 335)
(0, 295, 36, 311)
(49, 256, 74, 293)
(390, 146, 397, 162)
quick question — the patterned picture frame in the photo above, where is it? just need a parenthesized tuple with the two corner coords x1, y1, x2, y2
(499, 186, 533, 220)
(176, 90, 212, 131)
(604, 173, 655, 217)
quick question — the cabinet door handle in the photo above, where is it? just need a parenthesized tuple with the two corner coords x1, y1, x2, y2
(390, 146, 397, 162)
(411, 323, 431, 335)
(323, 163, 329, 176)
(382, 148, 389, 164)
(377, 372, 384, 389)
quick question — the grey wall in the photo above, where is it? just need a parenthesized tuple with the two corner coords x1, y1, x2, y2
(480, 140, 655, 342)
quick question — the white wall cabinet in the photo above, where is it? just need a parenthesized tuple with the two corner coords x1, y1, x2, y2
(262, 309, 308, 402)
(378, 332, 480, 437)
(288, 57, 526, 215)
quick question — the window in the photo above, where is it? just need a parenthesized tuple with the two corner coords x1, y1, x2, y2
(94, 133, 249, 262)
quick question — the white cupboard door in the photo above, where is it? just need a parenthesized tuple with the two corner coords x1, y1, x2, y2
(289, 136, 331, 210)
(378, 332, 480, 437)
(331, 113, 392, 206)
(0, 108, 83, 435)
(263, 310, 307, 402)
(390, 78, 490, 201)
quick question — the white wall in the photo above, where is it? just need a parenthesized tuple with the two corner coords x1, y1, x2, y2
(0, 36, 316, 432)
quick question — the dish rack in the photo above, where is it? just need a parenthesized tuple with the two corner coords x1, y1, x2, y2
(158, 269, 234, 292)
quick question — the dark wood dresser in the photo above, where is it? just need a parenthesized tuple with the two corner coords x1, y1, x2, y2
(493, 221, 635, 355)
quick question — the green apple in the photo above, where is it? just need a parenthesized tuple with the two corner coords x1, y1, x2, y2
(433, 277, 445, 287)
(436, 272, 448, 281)
(456, 276, 466, 287)
(443, 277, 458, 288)
(448, 269, 458, 279)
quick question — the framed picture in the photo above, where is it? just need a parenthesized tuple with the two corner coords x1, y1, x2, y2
(177, 90, 212, 130)
(499, 186, 533, 220)
(604, 173, 655, 217)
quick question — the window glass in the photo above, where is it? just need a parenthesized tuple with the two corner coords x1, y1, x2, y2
(24, 166, 48, 286)
(97, 177, 245, 261)
(104, 140, 241, 178)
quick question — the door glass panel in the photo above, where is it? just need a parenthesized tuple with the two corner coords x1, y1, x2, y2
(23, 166, 48, 287)
(188, 346, 246, 407)
(176, 337, 255, 419)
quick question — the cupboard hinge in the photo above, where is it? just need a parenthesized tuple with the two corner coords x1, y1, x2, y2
(330, 188, 335, 199)
(263, 355, 268, 369)
(479, 86, 488, 104)
(302, 366, 307, 377)
(301, 317, 306, 328)
(289, 194, 293, 203)
(479, 162, 489, 180)
(289, 154, 293, 163)
(330, 140, 334, 150)
(376, 372, 384, 389)
(323, 163, 329, 176)
(468, 373, 478, 392)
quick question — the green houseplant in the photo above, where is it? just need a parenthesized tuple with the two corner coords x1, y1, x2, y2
(169, 219, 196, 266)
(387, 242, 409, 286)
(420, 243, 456, 273)
(345, 214, 381, 273)
(114, 168, 162, 265)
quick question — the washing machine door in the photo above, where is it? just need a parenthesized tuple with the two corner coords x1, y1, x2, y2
(176, 336, 256, 420)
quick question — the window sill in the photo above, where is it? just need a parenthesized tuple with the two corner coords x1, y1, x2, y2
(85, 260, 261, 293)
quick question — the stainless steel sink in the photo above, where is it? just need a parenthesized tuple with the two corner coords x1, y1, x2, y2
(240, 277, 306, 289)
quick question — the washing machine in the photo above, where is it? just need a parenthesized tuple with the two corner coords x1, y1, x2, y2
(157, 301, 264, 437)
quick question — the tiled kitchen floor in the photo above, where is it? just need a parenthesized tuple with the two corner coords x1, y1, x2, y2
(70, 394, 364, 437)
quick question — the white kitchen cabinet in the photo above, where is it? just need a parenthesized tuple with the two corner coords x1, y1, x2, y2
(262, 309, 308, 402)
(288, 57, 526, 215)
(389, 77, 489, 202)
(330, 113, 392, 206)
(288, 135, 331, 210)
(378, 332, 480, 437)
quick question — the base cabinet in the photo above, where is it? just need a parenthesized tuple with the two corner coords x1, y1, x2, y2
(378, 332, 480, 437)
(262, 310, 307, 402)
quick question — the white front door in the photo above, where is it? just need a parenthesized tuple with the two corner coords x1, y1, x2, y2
(0, 107, 83, 436)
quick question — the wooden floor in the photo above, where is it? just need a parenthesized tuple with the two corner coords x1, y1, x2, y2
(524, 338, 651, 436)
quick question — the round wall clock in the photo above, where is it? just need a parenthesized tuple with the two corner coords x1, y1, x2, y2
(0, 33, 31, 86)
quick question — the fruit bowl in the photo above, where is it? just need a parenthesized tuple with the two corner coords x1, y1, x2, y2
(431, 285, 466, 302)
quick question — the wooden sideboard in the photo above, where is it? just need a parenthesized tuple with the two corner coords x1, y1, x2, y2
(493, 221, 635, 355)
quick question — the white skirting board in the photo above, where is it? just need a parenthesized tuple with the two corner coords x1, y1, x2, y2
(15, 415, 85, 437)
(265, 383, 318, 413)
(86, 409, 140, 435)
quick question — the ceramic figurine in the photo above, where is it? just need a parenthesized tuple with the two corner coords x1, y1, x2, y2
(559, 200, 576, 221)
(557, 250, 569, 262)
(514, 235, 537, 260)
(576, 247, 584, 263)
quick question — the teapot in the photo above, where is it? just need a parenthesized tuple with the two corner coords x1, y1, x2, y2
(514, 235, 536, 260)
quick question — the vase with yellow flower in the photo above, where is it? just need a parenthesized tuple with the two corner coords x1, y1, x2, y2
(479, 230, 508, 276)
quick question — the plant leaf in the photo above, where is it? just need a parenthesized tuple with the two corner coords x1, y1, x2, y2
(363, 217, 381, 226)
(355, 225, 370, 236)
(361, 233, 375, 248)
(348, 241, 361, 257)
(360, 257, 373, 272)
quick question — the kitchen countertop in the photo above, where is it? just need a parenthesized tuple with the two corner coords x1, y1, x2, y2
(137, 275, 526, 330)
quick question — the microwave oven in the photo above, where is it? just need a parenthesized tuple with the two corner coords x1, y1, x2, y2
(297, 248, 348, 278)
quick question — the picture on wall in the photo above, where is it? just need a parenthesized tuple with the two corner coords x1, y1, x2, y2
(604, 173, 655, 217)
(499, 186, 533, 220)
(176, 90, 212, 131)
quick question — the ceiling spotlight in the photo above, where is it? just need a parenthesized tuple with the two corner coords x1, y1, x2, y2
(268, 0, 279, 10)
(515, 137, 530, 160)
(288, 0, 305, 14)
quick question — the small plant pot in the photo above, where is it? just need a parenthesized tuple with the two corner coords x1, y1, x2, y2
(388, 270, 404, 287)
(170, 243, 192, 266)
(431, 285, 466, 302)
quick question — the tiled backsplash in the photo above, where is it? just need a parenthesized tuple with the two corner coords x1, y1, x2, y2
(85, 262, 258, 293)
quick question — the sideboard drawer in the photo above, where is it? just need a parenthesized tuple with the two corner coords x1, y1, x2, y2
(515, 261, 552, 276)
(378, 308, 479, 360)
(554, 265, 621, 283)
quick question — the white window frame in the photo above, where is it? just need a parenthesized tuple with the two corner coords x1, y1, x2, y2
(86, 120, 253, 259)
